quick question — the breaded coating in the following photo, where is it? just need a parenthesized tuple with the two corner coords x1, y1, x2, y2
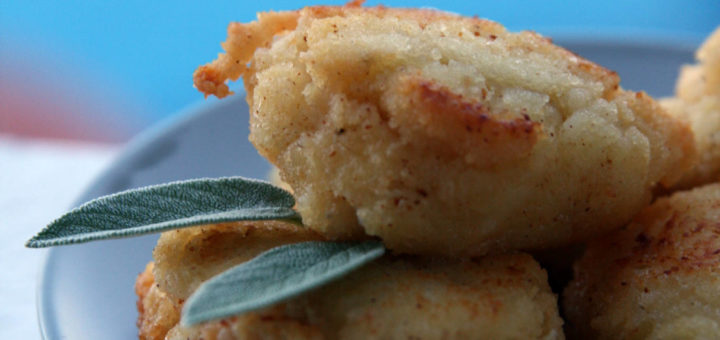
(152, 221, 324, 300)
(661, 27, 720, 189)
(563, 183, 720, 339)
(194, 3, 694, 256)
(138, 221, 565, 340)
(136, 263, 181, 340)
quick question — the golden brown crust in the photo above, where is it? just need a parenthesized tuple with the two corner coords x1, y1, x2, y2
(679, 27, 720, 101)
(660, 27, 720, 189)
(563, 183, 720, 339)
(193, 3, 695, 256)
(141, 255, 565, 340)
(193, 10, 301, 98)
(135, 263, 153, 334)
(194, 2, 614, 100)
(153, 221, 324, 300)
(138, 221, 564, 339)
(136, 263, 181, 340)
(397, 76, 541, 167)
(663, 95, 720, 189)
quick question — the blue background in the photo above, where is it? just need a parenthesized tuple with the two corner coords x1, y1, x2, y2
(1, 1, 718, 141)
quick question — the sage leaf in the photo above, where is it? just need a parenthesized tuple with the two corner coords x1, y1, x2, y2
(26, 177, 300, 248)
(182, 240, 385, 326)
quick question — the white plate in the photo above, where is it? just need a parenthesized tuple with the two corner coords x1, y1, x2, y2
(38, 36, 699, 339)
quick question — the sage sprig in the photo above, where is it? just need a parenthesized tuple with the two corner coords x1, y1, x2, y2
(26, 177, 300, 248)
(182, 240, 385, 326)
(26, 176, 389, 325)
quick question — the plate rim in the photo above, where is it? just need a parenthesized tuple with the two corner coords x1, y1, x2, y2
(35, 94, 245, 340)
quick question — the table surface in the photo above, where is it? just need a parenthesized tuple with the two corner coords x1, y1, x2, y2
(0, 135, 119, 339)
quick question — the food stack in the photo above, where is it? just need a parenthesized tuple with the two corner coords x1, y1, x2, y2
(140, 3, 720, 339)
(36, 2, 720, 339)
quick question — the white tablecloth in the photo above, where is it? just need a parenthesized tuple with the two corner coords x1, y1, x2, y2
(0, 135, 120, 339)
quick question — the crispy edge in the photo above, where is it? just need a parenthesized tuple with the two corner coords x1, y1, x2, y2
(136, 263, 181, 340)
(193, 2, 617, 100)
(193, 10, 301, 98)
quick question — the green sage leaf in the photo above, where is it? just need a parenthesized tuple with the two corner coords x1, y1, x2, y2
(26, 177, 300, 248)
(182, 240, 385, 326)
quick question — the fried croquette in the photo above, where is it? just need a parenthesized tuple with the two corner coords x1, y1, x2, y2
(194, 3, 695, 257)
(152, 221, 324, 301)
(136, 262, 181, 340)
(138, 221, 565, 340)
(661, 27, 720, 189)
(563, 183, 720, 339)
